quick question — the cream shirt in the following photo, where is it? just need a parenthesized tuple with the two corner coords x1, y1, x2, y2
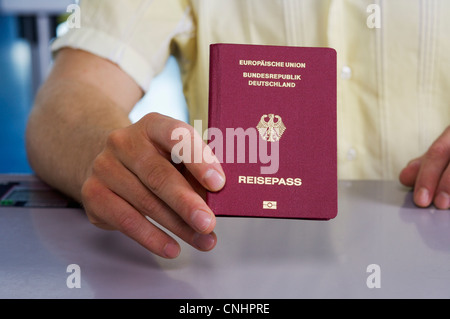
(52, 0, 450, 180)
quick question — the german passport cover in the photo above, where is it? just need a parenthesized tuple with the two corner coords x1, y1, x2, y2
(206, 43, 337, 220)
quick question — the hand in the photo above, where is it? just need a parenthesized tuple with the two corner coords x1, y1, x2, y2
(399, 126, 450, 210)
(81, 112, 226, 258)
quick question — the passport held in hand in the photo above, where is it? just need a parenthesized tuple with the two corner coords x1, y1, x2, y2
(206, 43, 337, 220)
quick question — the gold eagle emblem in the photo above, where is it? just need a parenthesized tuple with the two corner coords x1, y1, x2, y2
(256, 114, 286, 142)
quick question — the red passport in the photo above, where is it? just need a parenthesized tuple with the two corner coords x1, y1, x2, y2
(206, 43, 337, 220)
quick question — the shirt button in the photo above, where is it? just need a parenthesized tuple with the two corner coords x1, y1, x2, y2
(346, 148, 357, 161)
(341, 65, 352, 80)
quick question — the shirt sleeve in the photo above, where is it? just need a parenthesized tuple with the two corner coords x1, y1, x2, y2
(51, 0, 195, 92)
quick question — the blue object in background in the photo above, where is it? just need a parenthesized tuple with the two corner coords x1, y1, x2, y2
(0, 15, 33, 173)
(0, 12, 188, 175)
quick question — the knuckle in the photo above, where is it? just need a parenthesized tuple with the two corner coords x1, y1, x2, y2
(116, 213, 140, 235)
(133, 150, 154, 173)
(91, 152, 113, 176)
(106, 128, 128, 150)
(116, 214, 158, 251)
(142, 112, 160, 123)
(138, 191, 161, 217)
(80, 177, 102, 203)
(80, 178, 113, 228)
(168, 122, 194, 144)
(426, 143, 449, 160)
(145, 163, 172, 194)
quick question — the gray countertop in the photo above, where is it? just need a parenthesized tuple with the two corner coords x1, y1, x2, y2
(1, 175, 449, 298)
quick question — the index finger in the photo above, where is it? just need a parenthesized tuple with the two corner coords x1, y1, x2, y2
(141, 113, 226, 192)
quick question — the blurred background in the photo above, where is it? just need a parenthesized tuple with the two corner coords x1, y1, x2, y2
(0, 0, 188, 174)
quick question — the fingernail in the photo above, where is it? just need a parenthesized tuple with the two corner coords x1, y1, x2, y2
(163, 242, 180, 258)
(191, 209, 213, 233)
(416, 187, 430, 207)
(193, 233, 216, 251)
(435, 192, 450, 210)
(204, 169, 225, 191)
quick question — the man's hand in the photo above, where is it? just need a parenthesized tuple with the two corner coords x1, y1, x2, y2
(82, 113, 225, 258)
(399, 126, 450, 210)
(26, 48, 225, 259)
